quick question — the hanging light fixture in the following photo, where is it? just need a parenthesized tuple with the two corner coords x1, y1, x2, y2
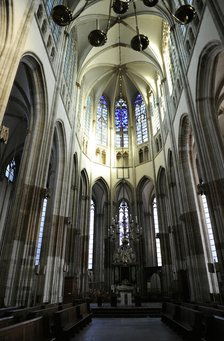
(174, 4, 196, 25)
(51, 1, 196, 50)
(88, 27, 108, 47)
(161, 0, 196, 25)
(113, 0, 130, 14)
(143, 0, 158, 7)
(131, 0, 149, 51)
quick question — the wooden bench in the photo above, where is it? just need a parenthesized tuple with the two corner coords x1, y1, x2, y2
(8, 304, 46, 323)
(59, 302, 73, 310)
(161, 302, 176, 324)
(0, 316, 14, 328)
(173, 305, 203, 339)
(78, 302, 92, 326)
(202, 315, 224, 341)
(0, 316, 55, 341)
(8, 308, 30, 323)
(162, 302, 203, 340)
(54, 303, 92, 340)
(0, 307, 17, 318)
(216, 304, 224, 311)
(197, 305, 224, 318)
(54, 306, 79, 340)
(30, 305, 60, 338)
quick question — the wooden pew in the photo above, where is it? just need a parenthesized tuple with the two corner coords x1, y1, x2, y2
(8, 303, 72, 324)
(0, 316, 55, 341)
(54, 306, 79, 340)
(78, 302, 92, 326)
(202, 315, 224, 341)
(161, 302, 203, 340)
(0, 307, 17, 318)
(0, 316, 14, 328)
(8, 304, 47, 323)
(54, 303, 92, 340)
(197, 305, 224, 318)
(30, 305, 60, 338)
(173, 305, 203, 339)
(161, 302, 176, 324)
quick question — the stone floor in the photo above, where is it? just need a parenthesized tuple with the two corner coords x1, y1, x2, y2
(72, 317, 184, 341)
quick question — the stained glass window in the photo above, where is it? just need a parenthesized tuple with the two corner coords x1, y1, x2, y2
(151, 92, 160, 135)
(88, 200, 95, 270)
(45, 0, 62, 42)
(153, 197, 162, 266)
(84, 96, 92, 135)
(119, 200, 129, 246)
(201, 194, 218, 262)
(115, 98, 129, 148)
(63, 34, 76, 94)
(96, 95, 108, 146)
(134, 93, 148, 145)
(5, 158, 16, 182)
(35, 198, 48, 266)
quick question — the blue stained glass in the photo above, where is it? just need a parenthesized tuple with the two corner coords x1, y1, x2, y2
(5, 158, 16, 182)
(46, 0, 62, 42)
(115, 98, 129, 147)
(119, 200, 129, 245)
(134, 93, 148, 145)
(96, 95, 108, 146)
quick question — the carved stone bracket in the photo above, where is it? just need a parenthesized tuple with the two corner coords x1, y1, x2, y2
(0, 125, 9, 144)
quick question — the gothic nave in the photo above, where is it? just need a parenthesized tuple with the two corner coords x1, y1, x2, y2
(0, 0, 224, 340)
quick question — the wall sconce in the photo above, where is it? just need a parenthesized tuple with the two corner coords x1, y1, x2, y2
(0, 125, 9, 144)
(63, 263, 69, 272)
(64, 217, 72, 225)
(197, 178, 206, 196)
(35, 264, 40, 275)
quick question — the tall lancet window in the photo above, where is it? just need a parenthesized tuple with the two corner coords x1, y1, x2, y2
(46, 0, 62, 42)
(88, 200, 95, 270)
(153, 197, 162, 266)
(5, 158, 16, 182)
(115, 98, 129, 147)
(201, 194, 218, 263)
(35, 197, 48, 266)
(134, 93, 148, 144)
(63, 33, 76, 94)
(84, 96, 92, 135)
(119, 200, 129, 246)
(96, 95, 108, 146)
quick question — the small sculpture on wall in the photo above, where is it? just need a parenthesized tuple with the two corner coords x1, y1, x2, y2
(0, 125, 9, 144)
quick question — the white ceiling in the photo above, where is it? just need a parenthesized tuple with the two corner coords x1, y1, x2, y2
(68, 0, 171, 104)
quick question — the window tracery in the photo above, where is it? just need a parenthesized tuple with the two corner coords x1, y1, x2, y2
(115, 98, 128, 148)
(96, 95, 108, 146)
(134, 93, 148, 145)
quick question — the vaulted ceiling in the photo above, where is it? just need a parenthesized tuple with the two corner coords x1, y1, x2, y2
(68, 0, 172, 104)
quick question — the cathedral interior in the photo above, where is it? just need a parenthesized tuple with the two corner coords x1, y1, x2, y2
(0, 0, 224, 340)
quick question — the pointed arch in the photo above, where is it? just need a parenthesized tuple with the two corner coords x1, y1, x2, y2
(92, 177, 109, 213)
(178, 113, 213, 301)
(0, 1, 13, 59)
(114, 179, 133, 208)
(136, 176, 156, 268)
(196, 41, 224, 179)
(89, 177, 109, 289)
(0, 55, 49, 306)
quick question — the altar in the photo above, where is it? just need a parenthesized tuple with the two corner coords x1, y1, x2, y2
(117, 284, 134, 306)
(120, 291, 132, 305)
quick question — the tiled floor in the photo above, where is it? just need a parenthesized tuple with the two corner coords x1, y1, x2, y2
(72, 317, 184, 341)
